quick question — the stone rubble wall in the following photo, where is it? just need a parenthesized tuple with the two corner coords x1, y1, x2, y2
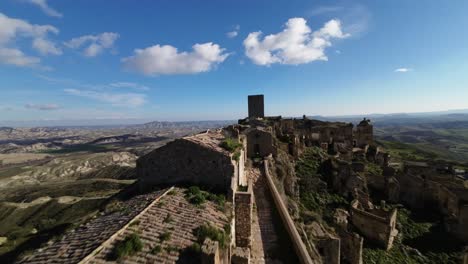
(234, 181, 252, 248)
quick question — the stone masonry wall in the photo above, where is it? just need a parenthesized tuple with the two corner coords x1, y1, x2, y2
(350, 202, 397, 250)
(137, 139, 234, 193)
(235, 186, 252, 247)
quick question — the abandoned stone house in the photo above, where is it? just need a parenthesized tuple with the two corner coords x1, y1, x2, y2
(137, 129, 237, 194)
(350, 200, 398, 250)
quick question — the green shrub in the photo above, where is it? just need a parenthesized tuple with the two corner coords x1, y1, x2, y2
(159, 232, 171, 242)
(163, 214, 173, 224)
(112, 233, 143, 260)
(165, 245, 179, 253)
(220, 138, 242, 152)
(233, 151, 241, 161)
(150, 245, 162, 254)
(189, 193, 206, 205)
(207, 193, 226, 207)
(194, 224, 228, 248)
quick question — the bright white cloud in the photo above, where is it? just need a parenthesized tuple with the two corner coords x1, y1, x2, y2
(64, 32, 119, 57)
(226, 25, 240, 38)
(0, 12, 61, 67)
(395, 68, 412, 73)
(122, 42, 229, 75)
(243, 17, 349, 65)
(25, 0, 63, 18)
(25, 103, 60, 110)
(64, 88, 146, 107)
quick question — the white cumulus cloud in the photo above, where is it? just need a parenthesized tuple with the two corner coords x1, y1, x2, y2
(122, 42, 229, 75)
(0, 12, 61, 67)
(64, 32, 119, 57)
(24, 0, 63, 18)
(64, 88, 146, 107)
(243, 17, 349, 65)
(395, 68, 412, 73)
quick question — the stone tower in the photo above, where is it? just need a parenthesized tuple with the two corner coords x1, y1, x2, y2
(248, 94, 264, 118)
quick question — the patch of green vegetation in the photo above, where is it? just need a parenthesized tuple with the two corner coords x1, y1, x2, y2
(159, 231, 171, 242)
(0, 166, 31, 179)
(163, 214, 173, 224)
(366, 162, 383, 176)
(219, 138, 242, 152)
(165, 245, 179, 253)
(294, 147, 348, 224)
(232, 151, 241, 161)
(237, 185, 248, 192)
(194, 224, 229, 248)
(150, 244, 162, 254)
(397, 208, 432, 241)
(112, 233, 143, 260)
(184, 186, 226, 207)
(363, 204, 463, 264)
(167, 189, 177, 195)
(378, 140, 440, 162)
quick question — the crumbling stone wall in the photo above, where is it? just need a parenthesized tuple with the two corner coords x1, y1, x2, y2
(137, 139, 234, 193)
(235, 185, 252, 247)
(340, 231, 363, 264)
(350, 200, 398, 250)
(315, 237, 340, 264)
(201, 238, 220, 264)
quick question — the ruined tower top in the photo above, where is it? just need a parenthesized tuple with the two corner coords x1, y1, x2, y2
(248, 94, 264, 118)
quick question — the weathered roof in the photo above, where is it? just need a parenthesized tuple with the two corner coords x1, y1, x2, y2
(183, 129, 229, 154)
(17, 189, 168, 264)
(18, 188, 229, 264)
(88, 187, 229, 263)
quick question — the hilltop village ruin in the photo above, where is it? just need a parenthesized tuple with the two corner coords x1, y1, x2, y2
(18, 95, 468, 264)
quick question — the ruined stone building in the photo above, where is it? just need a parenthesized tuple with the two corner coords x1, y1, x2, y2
(137, 129, 236, 194)
(350, 200, 398, 250)
(372, 159, 468, 243)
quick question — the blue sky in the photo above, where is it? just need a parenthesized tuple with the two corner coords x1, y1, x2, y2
(1, 0, 468, 125)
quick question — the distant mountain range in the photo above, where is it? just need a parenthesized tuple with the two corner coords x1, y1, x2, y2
(2, 108, 468, 128)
